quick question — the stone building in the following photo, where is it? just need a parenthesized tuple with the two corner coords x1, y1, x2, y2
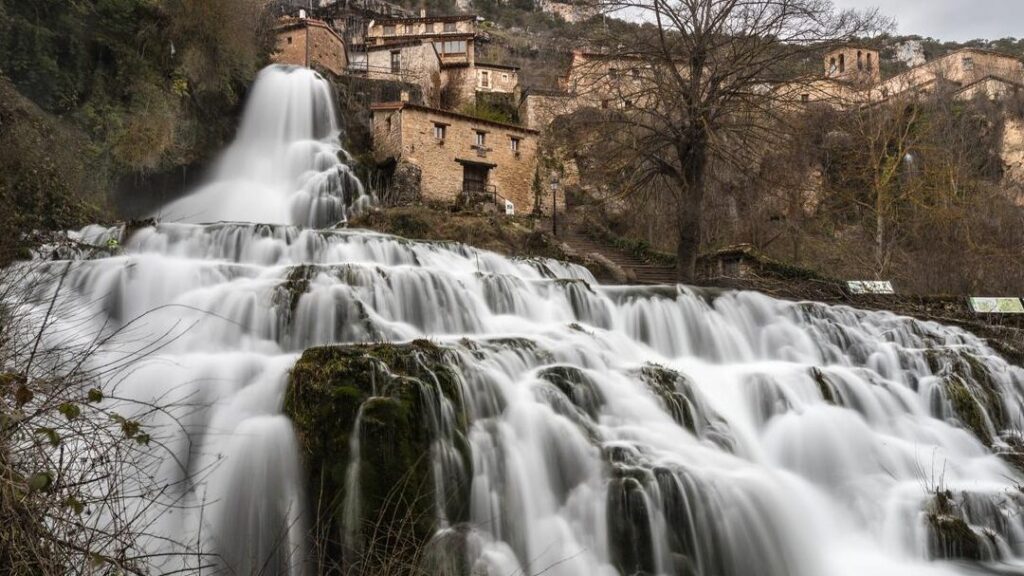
(520, 89, 575, 130)
(365, 14, 478, 67)
(273, 16, 348, 76)
(365, 39, 441, 105)
(475, 63, 520, 94)
(824, 46, 880, 85)
(774, 46, 1024, 109)
(371, 102, 540, 212)
(875, 48, 1024, 100)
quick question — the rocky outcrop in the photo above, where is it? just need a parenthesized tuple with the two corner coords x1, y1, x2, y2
(285, 341, 472, 573)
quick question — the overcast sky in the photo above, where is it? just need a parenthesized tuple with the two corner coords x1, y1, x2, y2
(831, 0, 1024, 42)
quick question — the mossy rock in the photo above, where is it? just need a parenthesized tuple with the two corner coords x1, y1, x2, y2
(537, 365, 604, 420)
(924, 489, 998, 562)
(285, 340, 472, 571)
(810, 368, 839, 406)
(634, 364, 737, 452)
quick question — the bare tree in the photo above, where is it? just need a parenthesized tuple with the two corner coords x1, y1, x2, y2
(572, 0, 885, 281)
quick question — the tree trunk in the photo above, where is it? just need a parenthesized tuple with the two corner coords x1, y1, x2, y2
(675, 139, 709, 283)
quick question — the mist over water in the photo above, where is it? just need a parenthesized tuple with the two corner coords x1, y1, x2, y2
(12, 65, 1024, 575)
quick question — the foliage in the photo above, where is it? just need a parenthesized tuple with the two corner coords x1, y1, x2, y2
(459, 99, 517, 125)
(0, 259, 197, 574)
(0, 0, 273, 177)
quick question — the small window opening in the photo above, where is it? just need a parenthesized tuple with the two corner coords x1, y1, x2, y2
(475, 131, 486, 147)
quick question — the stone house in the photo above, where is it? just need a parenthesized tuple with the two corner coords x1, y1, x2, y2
(273, 16, 348, 76)
(520, 89, 576, 130)
(371, 102, 541, 212)
(475, 63, 520, 94)
(362, 14, 484, 108)
(365, 14, 478, 67)
(953, 75, 1024, 101)
(775, 46, 1024, 109)
(823, 46, 881, 86)
(365, 39, 442, 105)
(518, 51, 655, 130)
(875, 48, 1024, 100)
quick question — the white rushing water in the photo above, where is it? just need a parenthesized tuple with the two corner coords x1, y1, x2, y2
(11, 65, 1024, 575)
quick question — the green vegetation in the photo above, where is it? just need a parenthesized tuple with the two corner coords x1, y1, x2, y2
(0, 0, 274, 257)
(285, 341, 472, 573)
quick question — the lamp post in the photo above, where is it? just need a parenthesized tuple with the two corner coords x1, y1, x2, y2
(550, 174, 560, 237)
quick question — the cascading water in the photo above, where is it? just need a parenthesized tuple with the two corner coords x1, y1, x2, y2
(11, 64, 1024, 575)
(155, 65, 366, 227)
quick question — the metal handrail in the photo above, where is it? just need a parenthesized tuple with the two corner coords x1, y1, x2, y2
(458, 184, 511, 209)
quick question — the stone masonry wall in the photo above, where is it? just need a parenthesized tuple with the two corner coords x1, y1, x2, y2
(476, 66, 518, 94)
(367, 42, 441, 106)
(373, 106, 539, 212)
(274, 21, 347, 76)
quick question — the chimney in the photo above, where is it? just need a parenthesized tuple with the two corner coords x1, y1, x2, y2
(420, 9, 426, 17)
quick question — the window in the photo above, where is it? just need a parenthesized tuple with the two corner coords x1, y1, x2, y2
(609, 67, 618, 79)
(436, 40, 467, 55)
(502, 73, 509, 82)
(404, 24, 413, 34)
(839, 54, 845, 73)
(857, 50, 864, 71)
(434, 123, 446, 140)
(481, 70, 490, 88)
(444, 21, 457, 32)
(801, 94, 810, 103)
(475, 131, 486, 147)
(601, 99, 610, 109)
(385, 115, 392, 131)
(427, 22, 436, 33)
(963, 56, 975, 71)
(631, 67, 640, 79)
(390, 50, 401, 74)
(867, 53, 873, 70)
(384, 24, 396, 36)
(510, 137, 520, 153)
(829, 57, 837, 73)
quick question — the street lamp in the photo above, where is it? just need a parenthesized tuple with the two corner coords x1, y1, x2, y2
(550, 174, 560, 236)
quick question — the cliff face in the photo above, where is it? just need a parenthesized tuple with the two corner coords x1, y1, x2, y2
(1003, 117, 1024, 202)
(0, 77, 108, 261)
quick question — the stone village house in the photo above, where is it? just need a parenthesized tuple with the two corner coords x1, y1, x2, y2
(370, 102, 540, 213)
(273, 15, 349, 76)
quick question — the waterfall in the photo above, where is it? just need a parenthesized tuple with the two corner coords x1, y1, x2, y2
(155, 65, 367, 227)
(8, 65, 1024, 575)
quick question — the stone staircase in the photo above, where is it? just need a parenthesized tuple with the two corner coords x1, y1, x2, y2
(554, 217, 678, 286)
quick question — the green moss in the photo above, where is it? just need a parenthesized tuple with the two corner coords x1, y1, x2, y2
(636, 364, 697, 434)
(538, 365, 604, 420)
(810, 368, 838, 405)
(944, 375, 992, 446)
(285, 342, 474, 570)
(277, 265, 313, 314)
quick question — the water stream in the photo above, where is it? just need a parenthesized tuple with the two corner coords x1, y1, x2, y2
(11, 65, 1024, 575)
